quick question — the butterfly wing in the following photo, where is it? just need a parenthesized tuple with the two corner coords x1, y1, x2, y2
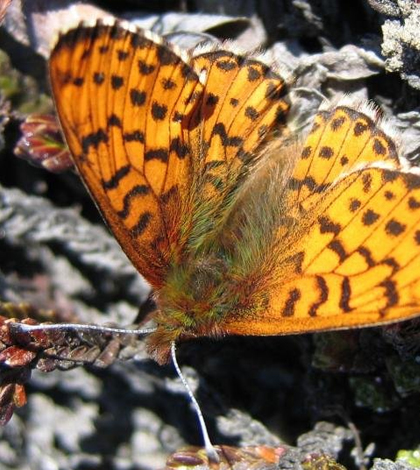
(224, 106, 420, 335)
(287, 106, 401, 208)
(177, 50, 290, 247)
(50, 21, 206, 288)
(50, 21, 291, 287)
(189, 51, 289, 181)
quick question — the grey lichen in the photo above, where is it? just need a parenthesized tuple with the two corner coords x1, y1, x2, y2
(379, 1, 420, 89)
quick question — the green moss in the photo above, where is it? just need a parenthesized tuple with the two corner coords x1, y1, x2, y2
(349, 376, 400, 412)
(396, 450, 420, 467)
(386, 354, 420, 396)
(0, 49, 52, 114)
(302, 453, 347, 470)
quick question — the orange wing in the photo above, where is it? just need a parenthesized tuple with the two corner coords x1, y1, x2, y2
(225, 105, 420, 335)
(50, 21, 204, 287)
(287, 105, 400, 209)
(189, 51, 289, 190)
(49, 20, 291, 287)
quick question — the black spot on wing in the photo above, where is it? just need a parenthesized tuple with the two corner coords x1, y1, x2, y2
(362, 209, 380, 226)
(319, 216, 341, 235)
(385, 219, 406, 236)
(379, 279, 399, 314)
(349, 198, 361, 212)
(131, 212, 152, 238)
(212, 123, 243, 147)
(408, 197, 420, 209)
(93, 72, 105, 85)
(102, 165, 130, 190)
(162, 78, 176, 90)
(331, 116, 345, 130)
(282, 289, 301, 317)
(82, 129, 108, 154)
(138, 60, 155, 75)
(245, 106, 259, 121)
(205, 93, 219, 106)
(373, 138, 386, 155)
(247, 66, 261, 81)
(309, 121, 321, 134)
(301, 146, 312, 159)
(357, 246, 375, 268)
(111, 75, 124, 90)
(117, 185, 150, 219)
(124, 130, 145, 142)
(309, 276, 329, 317)
(216, 59, 237, 71)
(157, 45, 178, 65)
(362, 173, 372, 192)
(130, 89, 146, 106)
(73, 77, 84, 86)
(354, 121, 368, 136)
(151, 102, 168, 120)
(339, 277, 352, 312)
(327, 239, 347, 262)
(145, 149, 169, 162)
(170, 137, 190, 159)
(117, 50, 129, 61)
(181, 64, 197, 81)
(108, 114, 122, 128)
(319, 146, 334, 159)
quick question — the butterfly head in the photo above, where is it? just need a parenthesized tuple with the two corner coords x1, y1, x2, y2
(145, 255, 231, 364)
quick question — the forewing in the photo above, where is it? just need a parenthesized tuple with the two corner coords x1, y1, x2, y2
(50, 21, 203, 288)
(188, 51, 290, 197)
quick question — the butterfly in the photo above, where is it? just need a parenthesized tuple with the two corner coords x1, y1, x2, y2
(49, 18, 420, 366)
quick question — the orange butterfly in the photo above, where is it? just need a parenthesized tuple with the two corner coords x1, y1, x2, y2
(49, 19, 420, 366)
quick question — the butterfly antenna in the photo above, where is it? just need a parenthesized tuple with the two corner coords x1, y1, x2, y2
(170, 341, 220, 464)
(13, 322, 157, 335)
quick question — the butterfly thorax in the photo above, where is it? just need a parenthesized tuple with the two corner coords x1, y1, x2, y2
(146, 249, 266, 364)
(146, 149, 304, 364)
